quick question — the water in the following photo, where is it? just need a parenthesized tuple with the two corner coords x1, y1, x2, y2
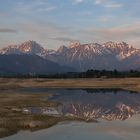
(1, 115, 140, 140)
(20, 88, 140, 121)
(1, 88, 140, 140)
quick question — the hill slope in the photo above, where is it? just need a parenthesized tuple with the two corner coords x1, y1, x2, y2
(0, 54, 74, 74)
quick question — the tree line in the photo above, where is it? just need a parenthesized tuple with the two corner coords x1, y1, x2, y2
(1, 69, 140, 78)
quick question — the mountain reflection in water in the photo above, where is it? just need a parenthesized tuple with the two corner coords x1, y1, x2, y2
(24, 88, 140, 121)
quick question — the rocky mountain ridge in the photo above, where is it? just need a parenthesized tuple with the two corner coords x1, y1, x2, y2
(1, 40, 140, 71)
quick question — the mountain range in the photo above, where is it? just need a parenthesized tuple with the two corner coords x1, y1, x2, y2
(0, 40, 140, 74)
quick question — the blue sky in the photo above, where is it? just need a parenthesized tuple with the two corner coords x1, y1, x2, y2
(0, 0, 140, 49)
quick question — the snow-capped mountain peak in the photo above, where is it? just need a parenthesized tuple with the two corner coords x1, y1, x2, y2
(1, 40, 140, 71)
(18, 40, 44, 53)
(103, 41, 140, 60)
(69, 41, 81, 48)
(0, 40, 47, 56)
(57, 45, 68, 54)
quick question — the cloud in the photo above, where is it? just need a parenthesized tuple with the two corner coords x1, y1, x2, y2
(105, 2, 123, 8)
(95, 0, 105, 5)
(15, 21, 77, 49)
(81, 22, 140, 47)
(0, 28, 17, 33)
(95, 0, 123, 8)
(37, 6, 56, 12)
(73, 0, 84, 4)
(50, 37, 79, 42)
(1, 21, 140, 49)
(15, 0, 56, 14)
(99, 15, 112, 22)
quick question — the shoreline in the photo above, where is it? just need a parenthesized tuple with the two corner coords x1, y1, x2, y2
(0, 78, 140, 92)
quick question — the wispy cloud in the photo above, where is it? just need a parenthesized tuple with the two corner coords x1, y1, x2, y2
(99, 15, 112, 22)
(0, 28, 17, 33)
(18, 22, 66, 38)
(73, 0, 84, 4)
(95, 0, 123, 8)
(16, 21, 76, 49)
(95, 0, 105, 5)
(81, 22, 140, 47)
(15, 0, 56, 14)
(37, 6, 56, 12)
(105, 2, 123, 8)
(50, 37, 79, 42)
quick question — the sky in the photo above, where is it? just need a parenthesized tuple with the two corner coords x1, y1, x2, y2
(0, 0, 140, 49)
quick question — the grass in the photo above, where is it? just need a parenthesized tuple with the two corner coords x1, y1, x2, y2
(0, 78, 140, 92)
(0, 90, 61, 138)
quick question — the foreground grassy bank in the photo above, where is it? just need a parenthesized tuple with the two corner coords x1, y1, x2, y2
(0, 78, 140, 92)
(0, 91, 63, 138)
